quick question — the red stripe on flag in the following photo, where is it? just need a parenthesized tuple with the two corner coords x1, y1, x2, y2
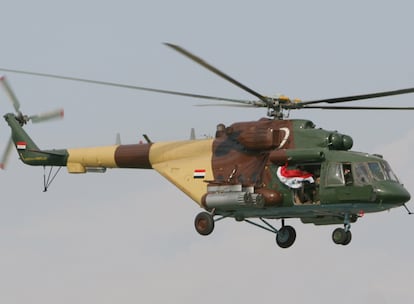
(16, 141, 27, 150)
(193, 169, 206, 179)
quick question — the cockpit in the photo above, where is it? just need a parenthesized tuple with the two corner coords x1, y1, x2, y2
(326, 160, 400, 187)
(279, 155, 409, 207)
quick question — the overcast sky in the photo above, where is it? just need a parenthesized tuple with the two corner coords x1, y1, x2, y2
(0, 1, 413, 303)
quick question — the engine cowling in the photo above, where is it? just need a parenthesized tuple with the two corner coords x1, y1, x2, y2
(226, 120, 289, 150)
(269, 149, 325, 165)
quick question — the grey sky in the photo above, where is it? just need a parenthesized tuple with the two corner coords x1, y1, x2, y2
(0, 1, 413, 303)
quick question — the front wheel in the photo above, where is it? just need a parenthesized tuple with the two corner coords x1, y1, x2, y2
(194, 212, 215, 236)
(332, 228, 352, 245)
(276, 225, 296, 248)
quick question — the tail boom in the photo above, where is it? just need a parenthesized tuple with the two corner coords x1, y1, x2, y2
(66, 144, 152, 173)
(4, 113, 153, 171)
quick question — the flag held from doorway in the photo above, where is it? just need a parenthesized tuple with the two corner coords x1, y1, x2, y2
(277, 165, 314, 188)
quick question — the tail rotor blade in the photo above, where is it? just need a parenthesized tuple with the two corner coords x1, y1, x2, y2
(115, 133, 121, 145)
(29, 109, 64, 123)
(0, 137, 14, 169)
(0, 75, 21, 113)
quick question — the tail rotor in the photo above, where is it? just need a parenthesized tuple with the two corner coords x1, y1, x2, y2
(0, 137, 13, 169)
(0, 75, 64, 169)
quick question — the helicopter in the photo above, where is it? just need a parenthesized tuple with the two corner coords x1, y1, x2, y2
(1, 43, 413, 248)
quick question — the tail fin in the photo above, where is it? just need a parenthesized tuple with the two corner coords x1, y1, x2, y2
(3, 113, 67, 167)
(4, 113, 39, 150)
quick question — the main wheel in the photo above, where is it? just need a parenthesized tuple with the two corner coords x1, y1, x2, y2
(194, 212, 214, 236)
(332, 227, 347, 245)
(276, 225, 296, 248)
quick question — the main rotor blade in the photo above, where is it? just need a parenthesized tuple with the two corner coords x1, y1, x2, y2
(164, 43, 270, 106)
(0, 137, 14, 169)
(195, 103, 257, 108)
(0, 75, 21, 112)
(0, 68, 255, 104)
(301, 87, 414, 105)
(301, 105, 414, 110)
(29, 108, 64, 123)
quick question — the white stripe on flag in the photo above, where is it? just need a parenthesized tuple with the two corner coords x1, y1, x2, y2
(193, 169, 206, 179)
(16, 142, 27, 150)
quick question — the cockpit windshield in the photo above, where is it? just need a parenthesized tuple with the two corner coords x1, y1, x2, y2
(381, 161, 399, 182)
(367, 162, 385, 181)
(356, 161, 399, 184)
(326, 161, 400, 186)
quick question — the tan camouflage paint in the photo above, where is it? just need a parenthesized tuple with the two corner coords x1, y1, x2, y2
(149, 139, 214, 205)
(66, 139, 214, 205)
(67, 145, 119, 173)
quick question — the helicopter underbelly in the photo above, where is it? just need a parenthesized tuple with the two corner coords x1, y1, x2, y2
(216, 202, 398, 222)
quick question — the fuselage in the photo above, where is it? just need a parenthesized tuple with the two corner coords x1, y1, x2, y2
(5, 113, 410, 224)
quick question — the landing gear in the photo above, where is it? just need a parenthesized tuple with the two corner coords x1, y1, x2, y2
(194, 210, 356, 248)
(194, 212, 215, 236)
(332, 228, 352, 245)
(332, 214, 352, 246)
(194, 212, 297, 249)
(244, 218, 297, 249)
(276, 225, 296, 248)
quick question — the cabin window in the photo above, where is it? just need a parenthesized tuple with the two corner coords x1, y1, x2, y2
(326, 163, 345, 186)
(326, 163, 358, 186)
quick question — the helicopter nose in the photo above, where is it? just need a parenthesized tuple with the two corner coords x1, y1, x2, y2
(374, 182, 411, 205)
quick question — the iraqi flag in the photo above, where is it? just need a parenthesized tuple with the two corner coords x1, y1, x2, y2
(16, 141, 27, 150)
(277, 165, 314, 189)
(193, 169, 206, 179)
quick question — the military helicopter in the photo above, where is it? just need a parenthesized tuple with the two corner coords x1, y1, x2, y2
(1, 43, 413, 248)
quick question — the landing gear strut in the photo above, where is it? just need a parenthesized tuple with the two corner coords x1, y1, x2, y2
(193, 212, 297, 249)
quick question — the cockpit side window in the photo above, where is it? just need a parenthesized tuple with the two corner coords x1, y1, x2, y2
(354, 163, 371, 185)
(343, 164, 353, 185)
